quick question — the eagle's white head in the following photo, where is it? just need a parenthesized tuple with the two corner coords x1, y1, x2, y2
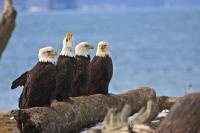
(60, 32, 74, 57)
(38, 46, 57, 63)
(96, 41, 110, 57)
(75, 42, 94, 57)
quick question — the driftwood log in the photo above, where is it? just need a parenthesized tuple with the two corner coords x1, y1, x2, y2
(89, 93, 200, 133)
(89, 95, 177, 133)
(0, 0, 17, 58)
(156, 92, 200, 133)
(89, 102, 156, 133)
(10, 87, 177, 133)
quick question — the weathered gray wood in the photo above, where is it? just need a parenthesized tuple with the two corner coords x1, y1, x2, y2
(156, 93, 200, 133)
(89, 102, 156, 133)
(10, 87, 177, 133)
(11, 87, 156, 133)
(89, 96, 177, 133)
(0, 0, 17, 58)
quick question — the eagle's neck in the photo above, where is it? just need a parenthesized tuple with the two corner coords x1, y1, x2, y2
(96, 49, 110, 57)
(60, 40, 74, 57)
(39, 56, 55, 63)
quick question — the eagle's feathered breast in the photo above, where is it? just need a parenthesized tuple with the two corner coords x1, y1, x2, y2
(88, 55, 113, 95)
(18, 62, 56, 108)
(55, 55, 76, 100)
(73, 55, 90, 96)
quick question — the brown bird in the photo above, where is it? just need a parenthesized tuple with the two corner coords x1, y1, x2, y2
(54, 32, 76, 101)
(73, 42, 94, 96)
(11, 46, 57, 109)
(88, 41, 113, 95)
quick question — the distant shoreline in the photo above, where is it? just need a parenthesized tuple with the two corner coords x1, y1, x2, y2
(1, 6, 200, 13)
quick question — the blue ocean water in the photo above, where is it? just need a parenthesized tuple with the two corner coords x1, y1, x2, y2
(0, 9, 200, 110)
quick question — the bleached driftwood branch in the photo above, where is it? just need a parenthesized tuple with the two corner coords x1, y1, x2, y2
(90, 92, 200, 133)
(0, 0, 17, 58)
(89, 99, 158, 133)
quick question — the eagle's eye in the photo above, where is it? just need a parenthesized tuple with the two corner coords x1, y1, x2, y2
(85, 44, 94, 49)
(85, 44, 89, 47)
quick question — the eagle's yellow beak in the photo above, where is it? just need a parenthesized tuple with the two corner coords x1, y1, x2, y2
(100, 44, 108, 50)
(65, 32, 73, 42)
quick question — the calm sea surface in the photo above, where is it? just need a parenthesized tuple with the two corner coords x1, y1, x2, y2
(0, 9, 200, 110)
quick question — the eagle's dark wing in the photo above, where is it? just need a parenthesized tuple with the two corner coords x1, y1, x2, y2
(55, 56, 75, 99)
(105, 57, 113, 82)
(27, 64, 56, 107)
(73, 56, 90, 96)
(73, 58, 84, 96)
(90, 56, 98, 65)
(89, 56, 100, 82)
(11, 71, 29, 89)
(97, 57, 112, 94)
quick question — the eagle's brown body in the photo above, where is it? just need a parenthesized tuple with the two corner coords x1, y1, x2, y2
(55, 55, 76, 100)
(11, 62, 56, 109)
(73, 55, 91, 96)
(88, 55, 113, 95)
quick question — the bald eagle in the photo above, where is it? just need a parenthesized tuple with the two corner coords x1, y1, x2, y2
(11, 46, 57, 109)
(73, 42, 94, 96)
(54, 32, 76, 101)
(88, 41, 113, 95)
